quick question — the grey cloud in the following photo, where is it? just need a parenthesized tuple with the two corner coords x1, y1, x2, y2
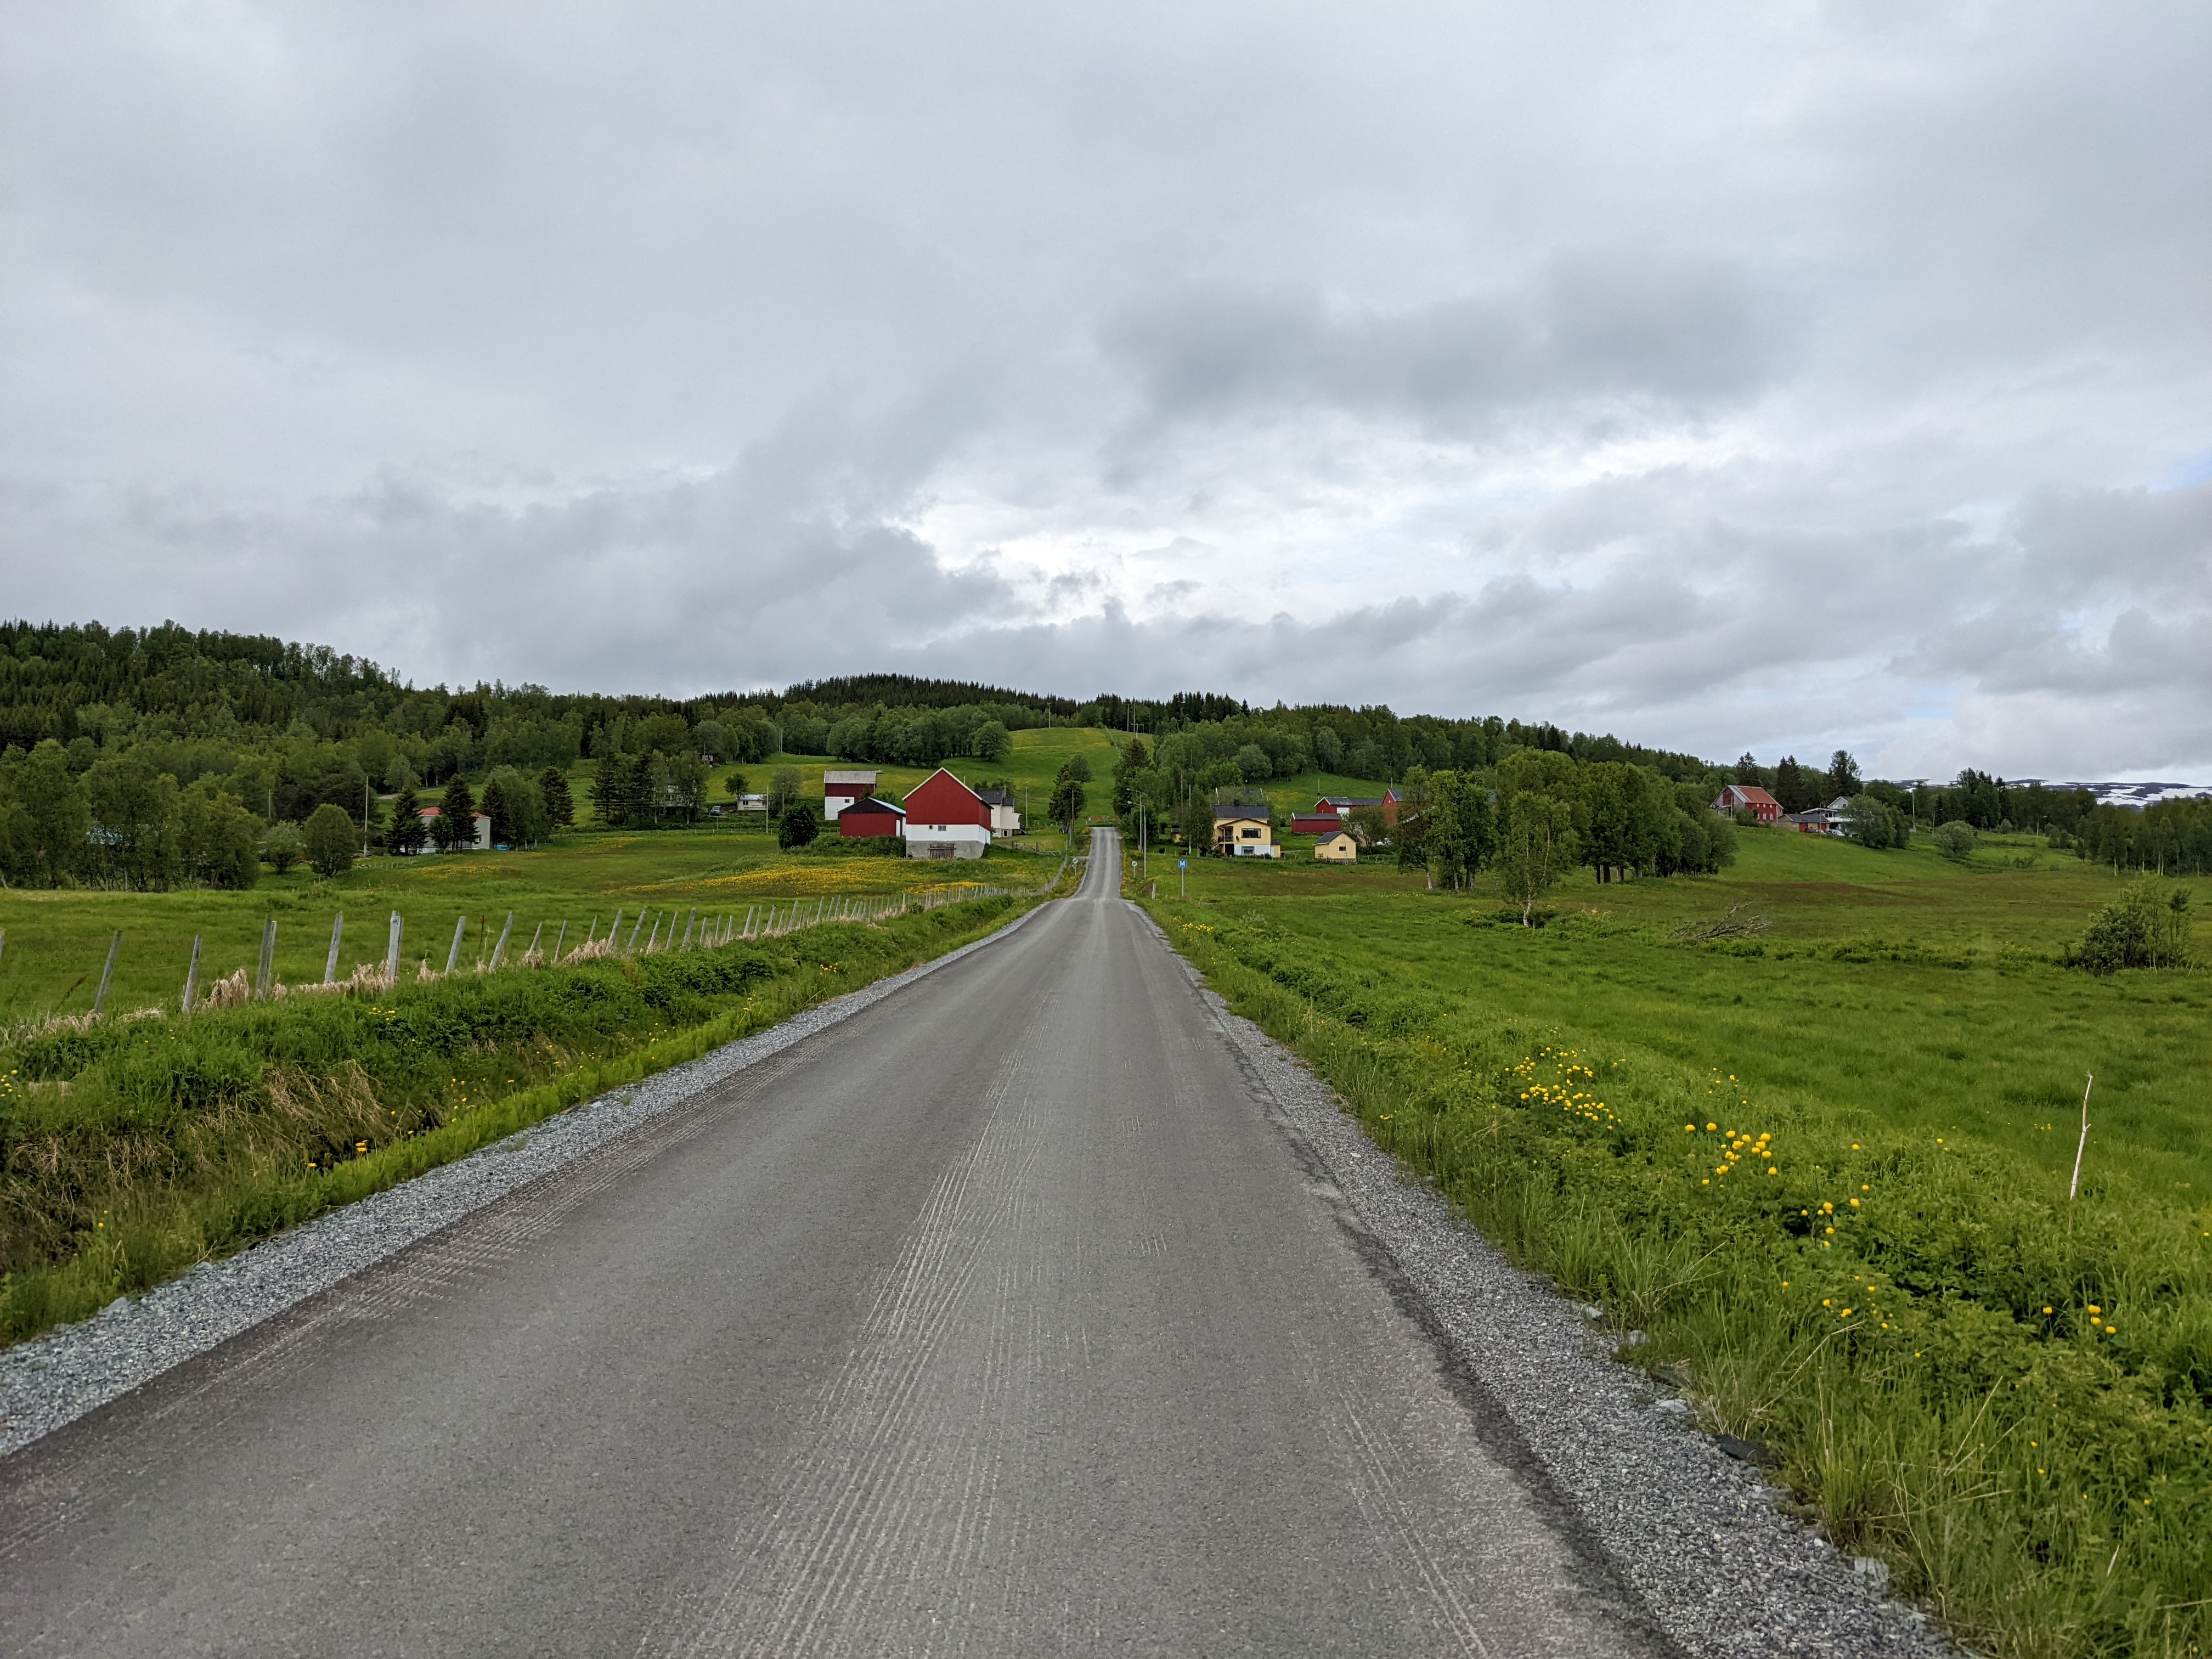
(1103, 251, 1782, 436)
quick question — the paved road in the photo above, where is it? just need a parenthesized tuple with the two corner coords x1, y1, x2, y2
(0, 831, 1662, 1658)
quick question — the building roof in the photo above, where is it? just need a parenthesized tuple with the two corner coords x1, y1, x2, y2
(1214, 805, 1270, 821)
(822, 770, 881, 787)
(841, 795, 906, 816)
(1317, 795, 1384, 809)
(1314, 826, 1356, 842)
(1719, 785, 1780, 808)
(417, 806, 489, 820)
(975, 788, 1014, 806)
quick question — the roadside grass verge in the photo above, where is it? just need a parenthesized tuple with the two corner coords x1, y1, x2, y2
(1135, 844, 2212, 1659)
(0, 877, 1064, 1346)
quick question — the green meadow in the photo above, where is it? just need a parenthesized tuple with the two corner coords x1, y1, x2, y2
(0, 818, 1062, 1026)
(1138, 825, 2212, 1657)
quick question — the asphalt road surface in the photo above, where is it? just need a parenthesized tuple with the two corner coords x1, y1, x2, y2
(0, 831, 1663, 1658)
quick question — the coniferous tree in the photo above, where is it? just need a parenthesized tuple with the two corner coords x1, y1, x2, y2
(386, 786, 427, 854)
(538, 767, 573, 830)
(439, 776, 477, 851)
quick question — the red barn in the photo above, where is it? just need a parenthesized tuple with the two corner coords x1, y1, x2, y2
(1289, 812, 1342, 836)
(902, 768, 991, 859)
(1714, 784, 1782, 824)
(838, 797, 907, 838)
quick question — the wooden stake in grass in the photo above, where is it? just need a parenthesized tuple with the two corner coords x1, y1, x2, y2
(324, 913, 344, 984)
(445, 916, 467, 975)
(256, 917, 276, 1000)
(552, 920, 567, 962)
(384, 912, 403, 981)
(181, 933, 201, 1014)
(2068, 1073, 2094, 1229)
(93, 932, 123, 1017)
(490, 913, 514, 969)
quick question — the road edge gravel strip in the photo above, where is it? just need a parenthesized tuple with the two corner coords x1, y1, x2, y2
(1177, 953, 1950, 1657)
(0, 898, 1057, 1457)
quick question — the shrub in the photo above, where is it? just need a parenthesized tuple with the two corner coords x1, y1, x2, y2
(1931, 820, 1978, 862)
(302, 804, 358, 878)
(777, 802, 819, 849)
(261, 821, 304, 874)
(2068, 879, 2193, 974)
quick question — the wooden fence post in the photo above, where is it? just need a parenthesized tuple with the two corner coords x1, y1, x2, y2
(490, 913, 514, 969)
(324, 913, 345, 983)
(446, 916, 467, 975)
(256, 918, 276, 1000)
(181, 933, 202, 1013)
(385, 912, 403, 981)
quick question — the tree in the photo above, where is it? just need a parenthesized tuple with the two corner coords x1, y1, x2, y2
(1046, 766, 1086, 843)
(1735, 752, 1762, 785)
(1495, 792, 1577, 926)
(1346, 804, 1389, 848)
(1233, 743, 1272, 783)
(664, 753, 709, 823)
(972, 721, 1011, 761)
(721, 769, 749, 802)
(1931, 820, 1977, 862)
(480, 768, 548, 847)
(1773, 755, 1821, 814)
(82, 754, 182, 890)
(437, 776, 477, 851)
(180, 783, 261, 888)
(776, 801, 819, 849)
(262, 821, 304, 874)
(770, 764, 802, 814)
(1842, 793, 1905, 850)
(590, 752, 646, 828)
(691, 719, 729, 761)
(1065, 753, 1093, 783)
(1827, 750, 1863, 800)
(10, 740, 91, 885)
(386, 786, 428, 854)
(538, 767, 574, 830)
(303, 802, 358, 878)
(2069, 879, 2193, 974)
(1425, 770, 1496, 889)
(1312, 725, 1344, 772)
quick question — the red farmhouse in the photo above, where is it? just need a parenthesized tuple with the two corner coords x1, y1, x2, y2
(1713, 784, 1782, 824)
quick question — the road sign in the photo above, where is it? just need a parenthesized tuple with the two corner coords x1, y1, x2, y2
(1178, 859, 1187, 868)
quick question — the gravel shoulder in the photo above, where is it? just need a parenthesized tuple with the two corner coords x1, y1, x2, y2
(0, 901, 1053, 1457)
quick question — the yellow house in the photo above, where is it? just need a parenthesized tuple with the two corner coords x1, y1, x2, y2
(1212, 807, 1280, 858)
(1313, 828, 1358, 862)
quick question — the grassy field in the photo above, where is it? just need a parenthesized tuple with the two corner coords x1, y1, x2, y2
(0, 824, 1068, 1344)
(1134, 826, 2212, 1658)
(0, 825, 1060, 1027)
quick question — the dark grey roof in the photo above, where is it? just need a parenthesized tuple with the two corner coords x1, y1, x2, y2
(843, 795, 906, 815)
(975, 788, 1014, 806)
(1214, 805, 1270, 820)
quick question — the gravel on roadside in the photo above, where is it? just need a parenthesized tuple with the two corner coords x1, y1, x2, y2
(0, 904, 1051, 1458)
(1199, 976, 1950, 1658)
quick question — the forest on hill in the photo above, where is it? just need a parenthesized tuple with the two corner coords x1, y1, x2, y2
(1, 617, 2197, 889)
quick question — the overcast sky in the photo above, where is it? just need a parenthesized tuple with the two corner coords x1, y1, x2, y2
(4, 3, 2209, 778)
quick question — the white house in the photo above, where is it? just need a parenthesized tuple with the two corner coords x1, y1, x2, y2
(975, 787, 1022, 837)
(413, 806, 492, 851)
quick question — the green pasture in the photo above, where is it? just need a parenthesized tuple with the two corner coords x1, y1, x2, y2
(1137, 825, 2212, 1656)
(1157, 824, 2210, 1197)
(0, 827, 1062, 1028)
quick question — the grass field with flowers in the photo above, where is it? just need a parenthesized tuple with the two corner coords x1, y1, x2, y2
(1136, 826, 2210, 1659)
(0, 836, 1069, 1345)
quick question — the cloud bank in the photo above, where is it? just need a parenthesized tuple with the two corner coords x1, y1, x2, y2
(3, 2, 2208, 778)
